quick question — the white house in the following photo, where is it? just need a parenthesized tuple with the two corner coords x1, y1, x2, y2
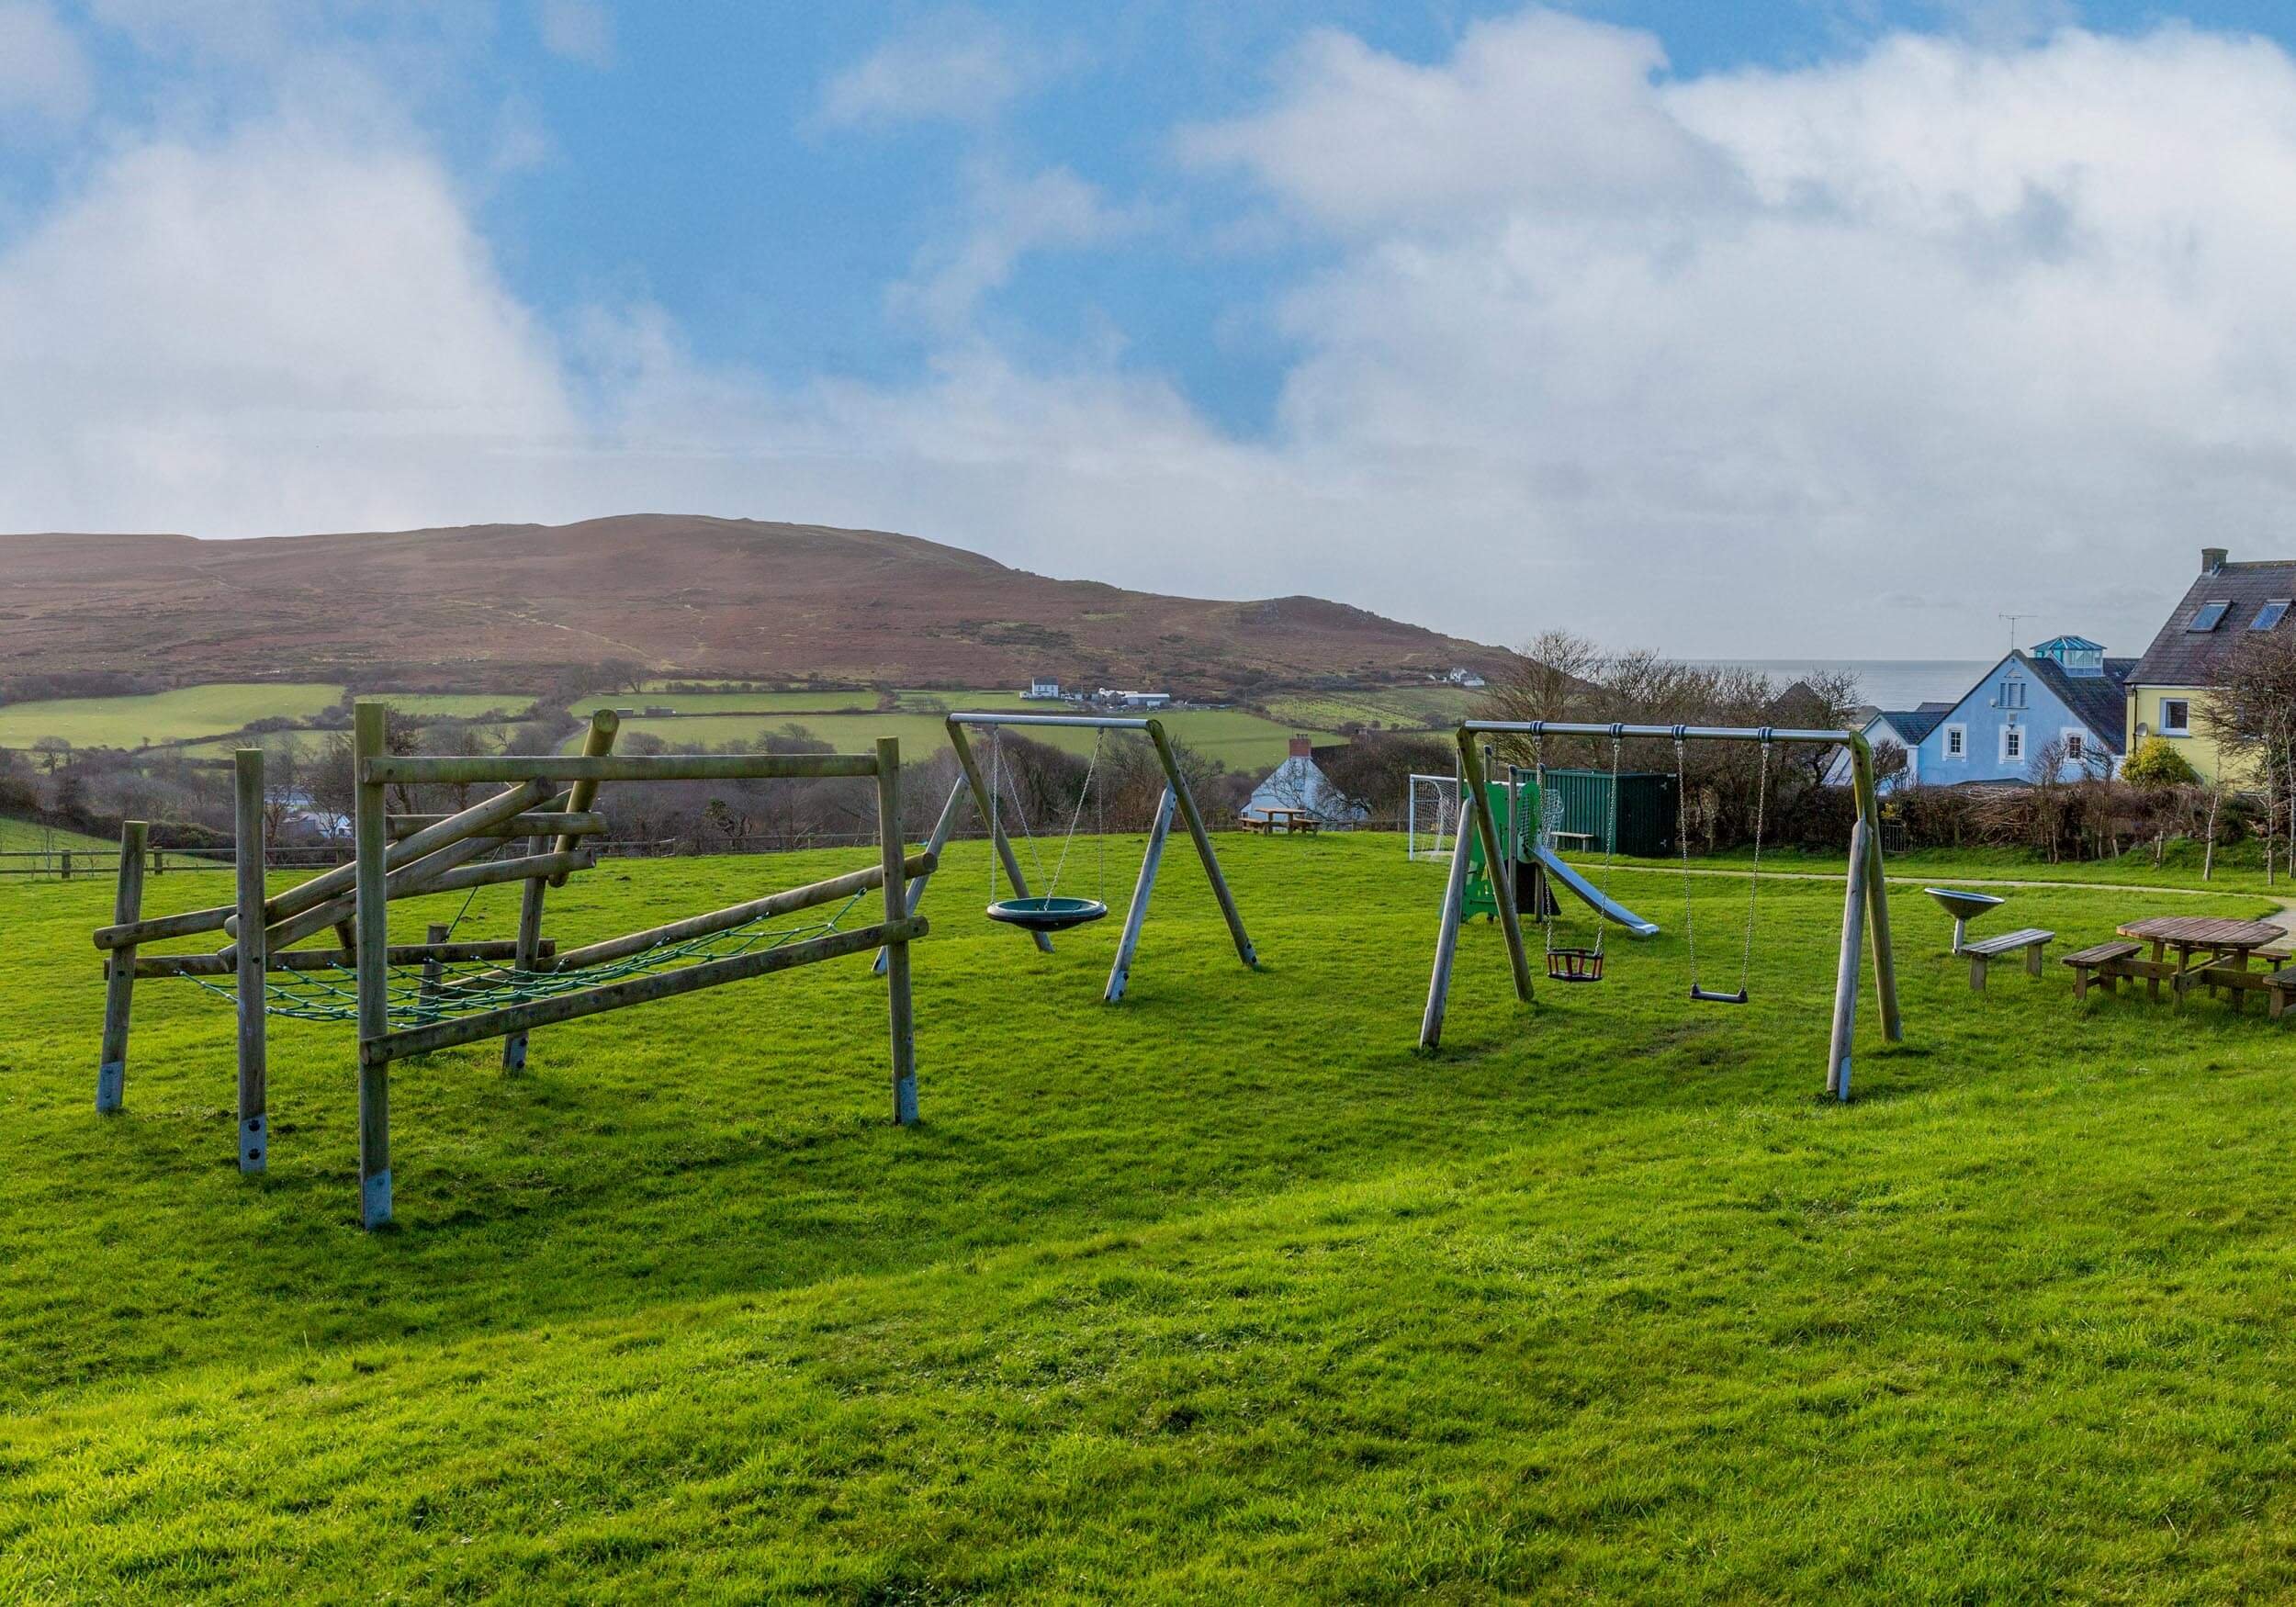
(1024, 676, 1062, 701)
(1097, 689, 1172, 709)
(1241, 737, 1369, 827)
(1443, 668, 1487, 689)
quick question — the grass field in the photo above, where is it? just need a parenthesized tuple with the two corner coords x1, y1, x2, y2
(0, 816, 112, 854)
(0, 684, 343, 750)
(590, 708, 1343, 772)
(1261, 683, 1482, 731)
(9, 834, 2296, 1598)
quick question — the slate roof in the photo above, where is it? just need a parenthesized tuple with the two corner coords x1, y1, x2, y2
(2025, 654, 2136, 756)
(2128, 560, 2296, 687)
(1875, 708, 1948, 746)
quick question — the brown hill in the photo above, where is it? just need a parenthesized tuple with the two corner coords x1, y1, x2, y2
(0, 515, 1512, 693)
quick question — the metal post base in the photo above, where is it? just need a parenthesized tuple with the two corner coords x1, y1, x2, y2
(894, 1073, 918, 1126)
(361, 1171, 393, 1230)
(96, 1062, 125, 1113)
(240, 1116, 267, 1174)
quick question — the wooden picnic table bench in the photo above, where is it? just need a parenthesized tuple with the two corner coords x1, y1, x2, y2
(2063, 939, 2144, 1001)
(2116, 916, 2290, 1007)
(1963, 927, 2054, 990)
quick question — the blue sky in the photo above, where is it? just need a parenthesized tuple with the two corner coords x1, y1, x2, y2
(6, 1, 2296, 656)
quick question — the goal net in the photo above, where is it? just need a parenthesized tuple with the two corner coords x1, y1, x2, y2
(1406, 773, 1459, 861)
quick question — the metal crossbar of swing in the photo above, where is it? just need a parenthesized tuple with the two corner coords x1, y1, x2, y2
(1460, 720, 1859, 745)
(1423, 719, 1901, 1102)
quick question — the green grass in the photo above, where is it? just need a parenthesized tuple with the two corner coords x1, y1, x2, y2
(9, 836, 2296, 1597)
(0, 816, 111, 853)
(1262, 683, 1483, 731)
(591, 708, 1344, 771)
(0, 684, 343, 751)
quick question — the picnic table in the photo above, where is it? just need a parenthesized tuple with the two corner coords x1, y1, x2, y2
(2114, 916, 2291, 1009)
(1244, 807, 1321, 837)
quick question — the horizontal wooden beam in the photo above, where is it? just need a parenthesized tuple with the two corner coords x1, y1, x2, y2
(118, 938, 556, 979)
(547, 849, 937, 972)
(387, 811, 605, 839)
(363, 754, 879, 786)
(97, 779, 563, 953)
(91, 903, 233, 950)
(365, 916, 927, 1063)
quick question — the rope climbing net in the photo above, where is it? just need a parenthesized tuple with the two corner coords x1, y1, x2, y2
(184, 888, 869, 1027)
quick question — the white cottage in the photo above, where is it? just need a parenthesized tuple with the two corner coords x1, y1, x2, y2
(1241, 738, 1369, 828)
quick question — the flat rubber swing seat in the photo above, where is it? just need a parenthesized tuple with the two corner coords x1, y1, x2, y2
(985, 895, 1109, 932)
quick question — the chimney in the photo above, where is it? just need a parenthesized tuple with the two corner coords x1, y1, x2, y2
(1289, 736, 1313, 760)
(2203, 546, 2228, 574)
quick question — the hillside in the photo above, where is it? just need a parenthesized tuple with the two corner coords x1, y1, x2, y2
(0, 516, 1511, 693)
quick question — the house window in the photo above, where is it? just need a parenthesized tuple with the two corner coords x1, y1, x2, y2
(1999, 678, 2026, 709)
(2065, 730, 2085, 761)
(2161, 699, 2191, 735)
(2189, 601, 2231, 632)
(1944, 725, 1966, 759)
(2001, 726, 2024, 764)
(2256, 600, 2291, 631)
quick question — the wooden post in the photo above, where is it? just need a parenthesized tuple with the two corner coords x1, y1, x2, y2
(1457, 728, 1534, 1005)
(1827, 819, 1873, 1102)
(60, 849, 72, 881)
(232, 749, 269, 1174)
(548, 709, 619, 888)
(1145, 719, 1256, 970)
(1845, 736, 1904, 1043)
(1419, 798, 1476, 1051)
(353, 702, 392, 1228)
(419, 922, 450, 1023)
(1106, 788, 1176, 1004)
(502, 837, 546, 1071)
(876, 772, 967, 976)
(943, 719, 1054, 954)
(96, 820, 148, 1112)
(875, 737, 918, 1125)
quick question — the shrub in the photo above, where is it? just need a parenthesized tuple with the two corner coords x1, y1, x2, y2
(2122, 736, 2200, 788)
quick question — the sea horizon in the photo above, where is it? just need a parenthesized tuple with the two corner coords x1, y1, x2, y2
(1704, 658, 1997, 713)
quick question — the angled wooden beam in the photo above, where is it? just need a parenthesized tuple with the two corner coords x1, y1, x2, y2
(943, 718, 1053, 954)
(365, 917, 927, 1063)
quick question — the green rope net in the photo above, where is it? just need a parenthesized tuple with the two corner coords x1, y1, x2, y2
(187, 890, 869, 1028)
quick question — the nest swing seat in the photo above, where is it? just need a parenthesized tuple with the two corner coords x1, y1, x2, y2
(985, 894, 1109, 933)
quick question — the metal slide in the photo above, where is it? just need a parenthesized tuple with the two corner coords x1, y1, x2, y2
(1526, 843, 1660, 938)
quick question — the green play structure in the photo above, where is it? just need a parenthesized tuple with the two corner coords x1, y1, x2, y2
(1460, 775, 1538, 919)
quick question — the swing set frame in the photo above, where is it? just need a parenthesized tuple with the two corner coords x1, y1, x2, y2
(882, 712, 1258, 1003)
(1420, 720, 1903, 1100)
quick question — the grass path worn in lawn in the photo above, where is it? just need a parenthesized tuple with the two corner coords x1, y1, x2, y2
(6, 835, 2296, 1600)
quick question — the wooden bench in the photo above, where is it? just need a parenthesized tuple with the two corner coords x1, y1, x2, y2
(2063, 939, 2143, 1001)
(1964, 927, 2054, 991)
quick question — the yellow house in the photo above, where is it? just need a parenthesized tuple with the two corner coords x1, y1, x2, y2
(2123, 546, 2296, 782)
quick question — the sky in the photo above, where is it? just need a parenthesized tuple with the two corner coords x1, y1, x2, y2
(4, 1, 2296, 658)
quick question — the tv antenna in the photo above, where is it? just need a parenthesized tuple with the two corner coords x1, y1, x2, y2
(1998, 612, 2033, 653)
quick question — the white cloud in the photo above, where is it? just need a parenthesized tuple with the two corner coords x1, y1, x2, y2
(0, 0, 91, 129)
(817, 8, 1049, 129)
(891, 163, 1151, 334)
(535, 0, 611, 68)
(13, 11, 2296, 662)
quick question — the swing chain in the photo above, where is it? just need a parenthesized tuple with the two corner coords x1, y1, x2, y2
(1675, 729, 1698, 987)
(1739, 731, 1773, 993)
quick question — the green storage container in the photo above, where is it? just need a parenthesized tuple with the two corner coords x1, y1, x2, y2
(1538, 770, 1677, 859)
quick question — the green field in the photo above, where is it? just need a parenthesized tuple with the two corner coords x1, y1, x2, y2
(0, 683, 343, 750)
(1261, 683, 1483, 731)
(10, 835, 2296, 1597)
(591, 707, 1343, 772)
(0, 816, 112, 854)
